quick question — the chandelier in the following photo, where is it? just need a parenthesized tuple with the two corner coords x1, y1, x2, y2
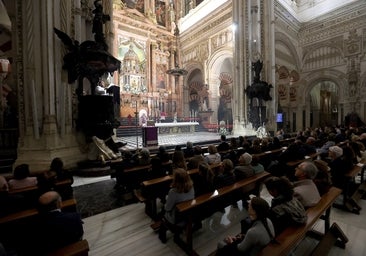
(166, 23, 187, 77)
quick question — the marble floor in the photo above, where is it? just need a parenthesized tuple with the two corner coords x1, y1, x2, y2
(80, 182, 366, 256)
(116, 131, 236, 151)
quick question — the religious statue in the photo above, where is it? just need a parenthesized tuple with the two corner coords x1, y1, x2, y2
(92, 0, 110, 46)
(252, 59, 263, 82)
(54, 0, 121, 97)
(245, 60, 272, 129)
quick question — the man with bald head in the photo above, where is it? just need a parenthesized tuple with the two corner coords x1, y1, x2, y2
(36, 191, 84, 253)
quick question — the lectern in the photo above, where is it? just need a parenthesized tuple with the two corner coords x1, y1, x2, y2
(142, 126, 158, 147)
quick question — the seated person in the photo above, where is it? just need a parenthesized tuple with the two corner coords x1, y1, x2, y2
(187, 146, 204, 170)
(39, 158, 74, 198)
(251, 155, 265, 174)
(229, 137, 239, 150)
(217, 134, 230, 152)
(35, 191, 84, 254)
(214, 159, 236, 189)
(0, 175, 27, 215)
(183, 141, 195, 158)
(278, 140, 306, 163)
(303, 137, 317, 155)
(133, 148, 151, 166)
(234, 153, 255, 180)
(172, 150, 187, 170)
(316, 133, 336, 157)
(150, 152, 173, 178)
(8, 164, 37, 190)
(264, 176, 307, 234)
(217, 197, 275, 256)
(313, 159, 332, 195)
(114, 151, 136, 190)
(193, 162, 215, 197)
(328, 145, 353, 189)
(293, 162, 321, 208)
(158, 169, 194, 243)
(205, 145, 221, 165)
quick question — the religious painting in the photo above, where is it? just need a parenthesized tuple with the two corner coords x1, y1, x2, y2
(155, 0, 166, 27)
(156, 64, 167, 89)
(123, 0, 136, 8)
(117, 36, 147, 93)
(122, 0, 144, 13)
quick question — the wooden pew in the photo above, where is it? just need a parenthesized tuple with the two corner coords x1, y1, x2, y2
(334, 162, 366, 214)
(110, 162, 151, 179)
(0, 198, 77, 225)
(138, 163, 222, 220)
(174, 171, 271, 255)
(310, 222, 348, 256)
(47, 239, 89, 256)
(257, 186, 345, 256)
(286, 152, 320, 167)
(5, 178, 74, 208)
(7, 178, 73, 195)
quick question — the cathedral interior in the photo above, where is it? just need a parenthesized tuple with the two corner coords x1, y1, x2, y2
(0, 0, 365, 170)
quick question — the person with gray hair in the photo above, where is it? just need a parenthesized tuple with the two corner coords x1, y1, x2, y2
(293, 161, 321, 208)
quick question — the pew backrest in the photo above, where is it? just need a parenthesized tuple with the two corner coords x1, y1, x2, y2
(257, 186, 342, 256)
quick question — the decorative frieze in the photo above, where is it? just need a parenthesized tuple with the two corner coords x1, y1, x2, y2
(180, 12, 232, 46)
(299, 7, 366, 45)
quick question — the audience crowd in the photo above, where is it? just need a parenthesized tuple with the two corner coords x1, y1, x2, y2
(2, 124, 366, 254)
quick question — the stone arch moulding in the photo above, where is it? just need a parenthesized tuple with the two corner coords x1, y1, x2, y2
(275, 32, 301, 71)
(301, 43, 344, 71)
(206, 48, 233, 82)
(183, 61, 205, 85)
(302, 69, 347, 106)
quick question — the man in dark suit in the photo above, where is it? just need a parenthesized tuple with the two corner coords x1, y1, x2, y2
(36, 191, 84, 254)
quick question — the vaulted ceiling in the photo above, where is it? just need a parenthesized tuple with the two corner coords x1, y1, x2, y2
(0, 0, 362, 58)
(278, 0, 359, 22)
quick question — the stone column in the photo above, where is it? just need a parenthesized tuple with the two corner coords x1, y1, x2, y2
(232, 0, 249, 136)
(262, 0, 277, 132)
(14, 0, 89, 172)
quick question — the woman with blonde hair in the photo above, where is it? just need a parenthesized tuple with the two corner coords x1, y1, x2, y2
(158, 168, 194, 243)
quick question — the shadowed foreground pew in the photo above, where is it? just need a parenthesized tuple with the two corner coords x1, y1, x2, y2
(258, 186, 347, 256)
(47, 239, 89, 256)
(173, 171, 270, 255)
(0, 198, 77, 225)
(136, 163, 222, 220)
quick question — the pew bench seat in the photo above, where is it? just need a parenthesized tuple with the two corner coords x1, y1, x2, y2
(173, 171, 270, 255)
(0, 198, 77, 225)
(47, 239, 89, 256)
(258, 186, 345, 256)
